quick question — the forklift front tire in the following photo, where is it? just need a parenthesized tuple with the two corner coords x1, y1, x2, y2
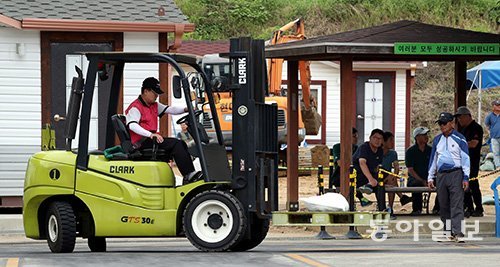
(46, 201, 76, 253)
(183, 190, 246, 251)
(88, 236, 106, 252)
(230, 215, 270, 251)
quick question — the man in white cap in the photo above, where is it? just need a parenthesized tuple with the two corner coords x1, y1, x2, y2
(405, 126, 435, 215)
(485, 100, 500, 169)
(455, 106, 484, 217)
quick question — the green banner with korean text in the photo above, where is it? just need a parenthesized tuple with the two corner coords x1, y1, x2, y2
(394, 43, 500, 55)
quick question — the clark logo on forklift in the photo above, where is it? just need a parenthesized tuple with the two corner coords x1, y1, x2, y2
(110, 166, 135, 174)
(238, 58, 246, 84)
(120, 216, 155, 224)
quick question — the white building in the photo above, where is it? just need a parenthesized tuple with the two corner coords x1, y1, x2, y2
(0, 0, 194, 205)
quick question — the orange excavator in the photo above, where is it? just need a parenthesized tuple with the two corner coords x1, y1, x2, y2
(201, 18, 321, 146)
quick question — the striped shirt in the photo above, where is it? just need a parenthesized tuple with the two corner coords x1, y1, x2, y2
(428, 129, 470, 182)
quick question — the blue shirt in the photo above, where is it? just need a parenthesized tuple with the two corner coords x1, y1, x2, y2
(428, 129, 470, 182)
(485, 112, 500, 138)
(382, 150, 398, 171)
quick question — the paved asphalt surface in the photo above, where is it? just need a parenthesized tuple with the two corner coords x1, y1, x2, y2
(1, 236, 500, 267)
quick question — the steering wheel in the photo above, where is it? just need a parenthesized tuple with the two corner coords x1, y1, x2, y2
(176, 110, 203, 125)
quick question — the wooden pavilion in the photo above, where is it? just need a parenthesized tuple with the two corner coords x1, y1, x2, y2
(265, 20, 500, 210)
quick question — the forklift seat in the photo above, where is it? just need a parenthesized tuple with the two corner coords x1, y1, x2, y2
(111, 114, 134, 154)
(110, 114, 165, 160)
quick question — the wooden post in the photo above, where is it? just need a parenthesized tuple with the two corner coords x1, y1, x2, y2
(455, 61, 467, 109)
(340, 57, 354, 198)
(287, 60, 299, 211)
(159, 32, 170, 137)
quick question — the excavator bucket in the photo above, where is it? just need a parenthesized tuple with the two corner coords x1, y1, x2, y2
(299, 60, 321, 135)
(301, 101, 322, 135)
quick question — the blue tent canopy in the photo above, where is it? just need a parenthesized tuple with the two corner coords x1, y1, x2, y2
(467, 61, 500, 90)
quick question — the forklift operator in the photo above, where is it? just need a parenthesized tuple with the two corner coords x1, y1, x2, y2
(125, 77, 202, 184)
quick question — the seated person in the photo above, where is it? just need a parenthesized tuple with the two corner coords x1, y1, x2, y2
(406, 126, 439, 215)
(355, 129, 385, 211)
(382, 131, 411, 218)
(330, 128, 371, 206)
(177, 122, 194, 145)
(125, 77, 201, 184)
(330, 128, 359, 187)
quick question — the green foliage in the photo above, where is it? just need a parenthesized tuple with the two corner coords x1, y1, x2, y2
(176, 0, 279, 39)
(175, 0, 499, 39)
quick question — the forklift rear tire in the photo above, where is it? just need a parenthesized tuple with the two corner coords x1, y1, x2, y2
(88, 236, 106, 252)
(183, 190, 246, 251)
(230, 215, 269, 251)
(46, 201, 76, 253)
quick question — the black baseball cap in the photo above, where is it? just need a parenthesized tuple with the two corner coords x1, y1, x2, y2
(454, 106, 471, 117)
(436, 112, 454, 124)
(142, 77, 164, 95)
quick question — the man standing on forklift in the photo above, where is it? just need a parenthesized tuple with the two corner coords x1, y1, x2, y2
(125, 77, 202, 184)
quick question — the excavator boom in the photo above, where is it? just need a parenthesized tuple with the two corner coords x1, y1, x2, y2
(267, 19, 320, 135)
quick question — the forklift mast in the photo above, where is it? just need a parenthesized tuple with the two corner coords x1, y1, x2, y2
(227, 37, 278, 217)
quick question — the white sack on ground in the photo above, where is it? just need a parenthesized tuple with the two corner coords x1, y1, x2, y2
(300, 192, 349, 212)
(482, 195, 495, 205)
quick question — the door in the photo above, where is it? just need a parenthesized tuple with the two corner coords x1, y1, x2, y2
(356, 74, 394, 141)
(51, 43, 112, 150)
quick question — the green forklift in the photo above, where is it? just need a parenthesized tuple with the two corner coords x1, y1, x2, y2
(23, 37, 278, 253)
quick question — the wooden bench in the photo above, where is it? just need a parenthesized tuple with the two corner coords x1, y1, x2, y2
(384, 186, 437, 214)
